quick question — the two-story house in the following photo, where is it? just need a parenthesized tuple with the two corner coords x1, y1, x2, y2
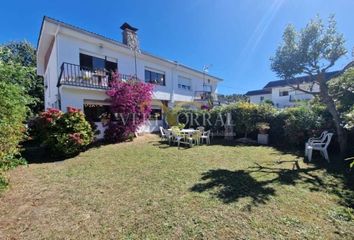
(245, 71, 341, 108)
(37, 17, 222, 136)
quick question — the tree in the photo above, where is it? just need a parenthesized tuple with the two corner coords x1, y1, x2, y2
(328, 67, 354, 114)
(0, 79, 29, 166)
(270, 15, 348, 156)
(104, 74, 153, 142)
(0, 41, 36, 67)
(218, 94, 248, 104)
(0, 41, 44, 115)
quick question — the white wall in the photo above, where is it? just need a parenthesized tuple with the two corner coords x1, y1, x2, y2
(60, 86, 108, 111)
(41, 26, 221, 136)
(56, 33, 219, 104)
(271, 84, 318, 108)
(249, 94, 272, 104)
(44, 38, 59, 109)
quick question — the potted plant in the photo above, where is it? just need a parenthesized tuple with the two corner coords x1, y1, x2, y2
(256, 122, 270, 145)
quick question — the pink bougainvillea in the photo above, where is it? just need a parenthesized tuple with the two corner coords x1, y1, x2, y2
(104, 73, 153, 142)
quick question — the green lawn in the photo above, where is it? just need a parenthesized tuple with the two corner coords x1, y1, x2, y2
(0, 135, 353, 239)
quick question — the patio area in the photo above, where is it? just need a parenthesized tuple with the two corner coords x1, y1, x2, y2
(0, 134, 353, 239)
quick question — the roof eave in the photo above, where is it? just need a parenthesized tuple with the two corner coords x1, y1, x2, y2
(38, 16, 223, 81)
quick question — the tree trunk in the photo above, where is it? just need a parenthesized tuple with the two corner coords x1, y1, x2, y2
(318, 73, 348, 157)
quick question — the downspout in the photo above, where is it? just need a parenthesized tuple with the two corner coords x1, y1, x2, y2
(171, 61, 179, 106)
(55, 25, 61, 110)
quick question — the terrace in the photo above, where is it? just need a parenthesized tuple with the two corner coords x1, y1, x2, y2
(57, 62, 133, 89)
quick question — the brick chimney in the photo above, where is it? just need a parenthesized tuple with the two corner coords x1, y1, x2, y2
(120, 22, 139, 51)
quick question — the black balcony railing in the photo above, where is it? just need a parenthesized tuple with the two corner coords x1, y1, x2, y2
(194, 91, 215, 101)
(57, 62, 133, 89)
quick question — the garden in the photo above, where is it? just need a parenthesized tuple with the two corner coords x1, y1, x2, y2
(1, 135, 353, 239)
(0, 16, 354, 239)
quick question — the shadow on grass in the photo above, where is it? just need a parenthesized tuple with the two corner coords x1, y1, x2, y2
(190, 169, 275, 206)
(191, 161, 354, 209)
(22, 139, 113, 164)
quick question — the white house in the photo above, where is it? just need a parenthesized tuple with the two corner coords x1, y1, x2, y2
(245, 71, 341, 108)
(36, 17, 222, 136)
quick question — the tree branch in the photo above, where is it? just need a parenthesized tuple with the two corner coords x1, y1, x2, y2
(322, 61, 335, 72)
(285, 80, 318, 95)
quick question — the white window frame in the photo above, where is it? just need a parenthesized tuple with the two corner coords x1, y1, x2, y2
(177, 75, 192, 91)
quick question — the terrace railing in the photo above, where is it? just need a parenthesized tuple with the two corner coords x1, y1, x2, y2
(194, 91, 217, 101)
(57, 62, 133, 89)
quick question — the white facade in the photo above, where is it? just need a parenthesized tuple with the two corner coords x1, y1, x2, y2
(247, 83, 319, 108)
(37, 17, 222, 135)
(270, 85, 317, 108)
(248, 93, 272, 104)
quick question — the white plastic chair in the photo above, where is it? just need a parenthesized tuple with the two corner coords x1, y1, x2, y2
(196, 126, 205, 133)
(187, 130, 201, 147)
(159, 126, 166, 140)
(200, 130, 211, 145)
(307, 133, 333, 162)
(170, 127, 186, 148)
(159, 126, 172, 144)
(305, 131, 328, 156)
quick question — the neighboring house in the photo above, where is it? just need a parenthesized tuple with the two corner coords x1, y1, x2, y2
(36, 17, 222, 136)
(245, 71, 341, 108)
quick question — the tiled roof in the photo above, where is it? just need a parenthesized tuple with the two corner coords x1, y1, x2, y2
(245, 89, 271, 96)
(263, 71, 341, 88)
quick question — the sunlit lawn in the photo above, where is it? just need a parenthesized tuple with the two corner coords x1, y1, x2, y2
(0, 134, 353, 239)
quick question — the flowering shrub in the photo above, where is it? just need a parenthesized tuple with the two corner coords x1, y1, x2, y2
(104, 73, 153, 142)
(31, 107, 93, 157)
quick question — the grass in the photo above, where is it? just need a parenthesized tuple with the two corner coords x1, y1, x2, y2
(0, 134, 353, 239)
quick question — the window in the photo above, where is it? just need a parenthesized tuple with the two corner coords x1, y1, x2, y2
(149, 108, 162, 120)
(178, 76, 192, 91)
(145, 69, 165, 86)
(279, 90, 289, 96)
(203, 84, 212, 92)
(80, 53, 117, 72)
(84, 104, 111, 122)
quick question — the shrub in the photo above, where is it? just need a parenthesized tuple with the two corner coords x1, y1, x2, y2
(0, 81, 29, 167)
(344, 107, 354, 131)
(174, 102, 276, 138)
(218, 102, 275, 138)
(269, 105, 327, 147)
(31, 107, 94, 157)
(104, 74, 153, 142)
(177, 109, 209, 129)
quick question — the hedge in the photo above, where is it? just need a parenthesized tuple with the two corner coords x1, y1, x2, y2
(173, 102, 331, 147)
(0, 81, 28, 168)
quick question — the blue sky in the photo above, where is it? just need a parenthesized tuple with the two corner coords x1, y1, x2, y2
(1, 0, 353, 94)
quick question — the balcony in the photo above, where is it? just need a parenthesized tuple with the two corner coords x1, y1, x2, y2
(289, 93, 313, 102)
(194, 91, 216, 102)
(57, 63, 133, 89)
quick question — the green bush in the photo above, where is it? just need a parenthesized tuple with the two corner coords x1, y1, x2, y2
(175, 102, 276, 138)
(170, 102, 338, 148)
(31, 107, 94, 157)
(0, 81, 29, 168)
(269, 105, 328, 147)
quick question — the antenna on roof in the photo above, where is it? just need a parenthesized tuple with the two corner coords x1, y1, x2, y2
(202, 64, 213, 88)
(203, 64, 213, 73)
